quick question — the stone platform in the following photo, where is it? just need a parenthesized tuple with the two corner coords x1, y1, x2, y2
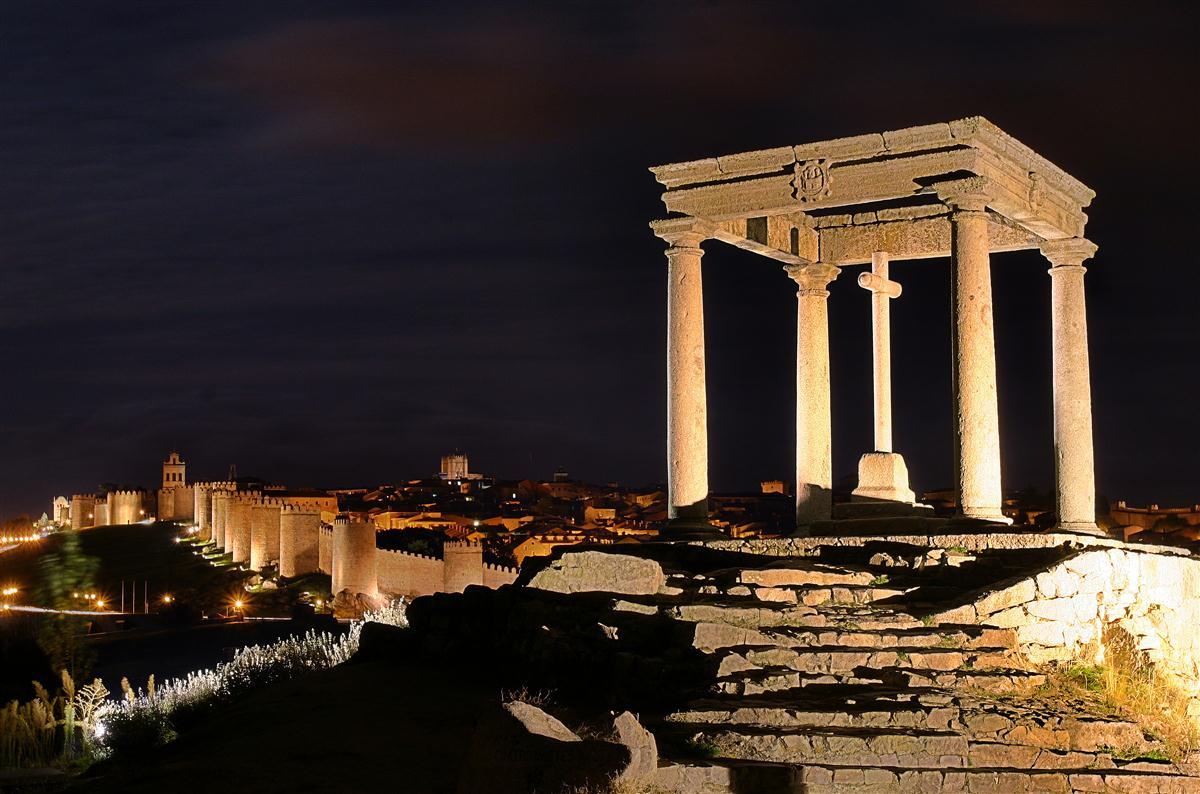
(702, 517, 1193, 558)
(394, 529, 1200, 793)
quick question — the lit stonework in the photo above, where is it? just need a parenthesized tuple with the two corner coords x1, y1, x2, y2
(649, 117, 1098, 534)
(852, 251, 915, 505)
(784, 261, 839, 526)
(652, 218, 712, 527)
(1041, 237, 1100, 532)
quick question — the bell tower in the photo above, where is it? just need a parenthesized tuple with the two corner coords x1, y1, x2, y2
(162, 451, 186, 489)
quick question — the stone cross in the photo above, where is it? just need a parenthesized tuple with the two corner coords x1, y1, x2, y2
(857, 251, 902, 453)
(852, 250, 915, 506)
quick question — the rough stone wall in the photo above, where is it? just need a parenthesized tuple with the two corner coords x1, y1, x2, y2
(173, 485, 194, 521)
(157, 488, 175, 521)
(108, 490, 144, 525)
(228, 493, 257, 564)
(331, 516, 377, 597)
(443, 540, 485, 593)
(194, 485, 213, 541)
(70, 495, 95, 530)
(249, 498, 282, 571)
(483, 561, 519, 589)
(944, 547, 1200, 718)
(376, 548, 444, 597)
(372, 545, 519, 597)
(279, 505, 320, 578)
(318, 524, 332, 574)
(211, 489, 230, 549)
(93, 502, 109, 526)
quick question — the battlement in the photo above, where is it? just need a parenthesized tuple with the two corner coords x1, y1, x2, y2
(484, 561, 518, 575)
(108, 488, 145, 496)
(280, 502, 319, 515)
(444, 539, 484, 551)
(377, 546, 441, 563)
(71, 493, 96, 501)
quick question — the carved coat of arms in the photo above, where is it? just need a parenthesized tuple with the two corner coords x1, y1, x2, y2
(793, 159, 832, 203)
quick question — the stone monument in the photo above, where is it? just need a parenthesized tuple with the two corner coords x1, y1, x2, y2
(650, 117, 1099, 533)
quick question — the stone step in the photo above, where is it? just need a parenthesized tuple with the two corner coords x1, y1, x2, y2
(716, 665, 1047, 696)
(667, 602, 828, 629)
(665, 697, 1151, 753)
(691, 620, 1017, 652)
(789, 765, 1200, 794)
(713, 644, 1027, 678)
(652, 759, 803, 793)
(711, 583, 912, 606)
(678, 725, 1186, 777)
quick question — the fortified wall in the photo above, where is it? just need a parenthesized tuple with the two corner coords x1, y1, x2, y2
(157, 485, 195, 522)
(69, 494, 95, 530)
(107, 489, 146, 525)
(315, 525, 517, 599)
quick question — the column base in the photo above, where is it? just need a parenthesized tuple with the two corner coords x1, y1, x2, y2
(851, 452, 916, 504)
(959, 509, 1014, 525)
(1055, 521, 1106, 536)
(661, 500, 725, 541)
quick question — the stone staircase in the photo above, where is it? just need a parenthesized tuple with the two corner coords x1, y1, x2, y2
(646, 554, 1200, 793)
(400, 541, 1200, 793)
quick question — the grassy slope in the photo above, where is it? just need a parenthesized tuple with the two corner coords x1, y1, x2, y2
(0, 523, 238, 612)
(75, 658, 496, 794)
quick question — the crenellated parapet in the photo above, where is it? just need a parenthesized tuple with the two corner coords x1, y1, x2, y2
(331, 515, 378, 599)
(69, 494, 97, 530)
(107, 489, 146, 525)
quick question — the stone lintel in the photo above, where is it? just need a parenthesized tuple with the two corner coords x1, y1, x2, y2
(817, 214, 1038, 266)
(710, 215, 819, 264)
(651, 117, 1091, 243)
(1040, 237, 1098, 267)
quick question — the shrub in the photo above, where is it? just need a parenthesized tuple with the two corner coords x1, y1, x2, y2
(1045, 624, 1197, 761)
(95, 599, 408, 756)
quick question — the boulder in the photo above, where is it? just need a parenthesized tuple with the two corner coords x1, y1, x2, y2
(456, 701, 631, 794)
(528, 551, 667, 596)
(611, 711, 657, 785)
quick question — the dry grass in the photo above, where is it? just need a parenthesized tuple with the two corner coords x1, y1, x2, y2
(499, 686, 556, 709)
(0, 671, 108, 769)
(1046, 624, 1198, 761)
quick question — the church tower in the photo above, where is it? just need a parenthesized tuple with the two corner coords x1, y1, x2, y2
(163, 451, 186, 489)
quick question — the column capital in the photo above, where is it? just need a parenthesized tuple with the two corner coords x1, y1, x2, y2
(784, 262, 840, 295)
(1040, 237, 1098, 268)
(650, 216, 716, 249)
(934, 176, 995, 213)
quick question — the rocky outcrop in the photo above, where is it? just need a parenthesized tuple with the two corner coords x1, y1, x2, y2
(401, 538, 1200, 793)
(527, 550, 669, 595)
(456, 701, 631, 794)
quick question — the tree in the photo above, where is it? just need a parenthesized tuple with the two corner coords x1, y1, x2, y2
(35, 531, 99, 680)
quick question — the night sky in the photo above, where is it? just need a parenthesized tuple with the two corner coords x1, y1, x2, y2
(1, 1, 1196, 517)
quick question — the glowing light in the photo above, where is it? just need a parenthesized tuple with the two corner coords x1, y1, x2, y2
(96, 600, 105, 608)
(234, 600, 243, 609)
(162, 595, 173, 604)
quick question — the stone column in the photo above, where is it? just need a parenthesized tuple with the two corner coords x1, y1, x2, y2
(658, 225, 710, 527)
(785, 262, 840, 527)
(1041, 238, 1100, 533)
(942, 184, 1006, 522)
